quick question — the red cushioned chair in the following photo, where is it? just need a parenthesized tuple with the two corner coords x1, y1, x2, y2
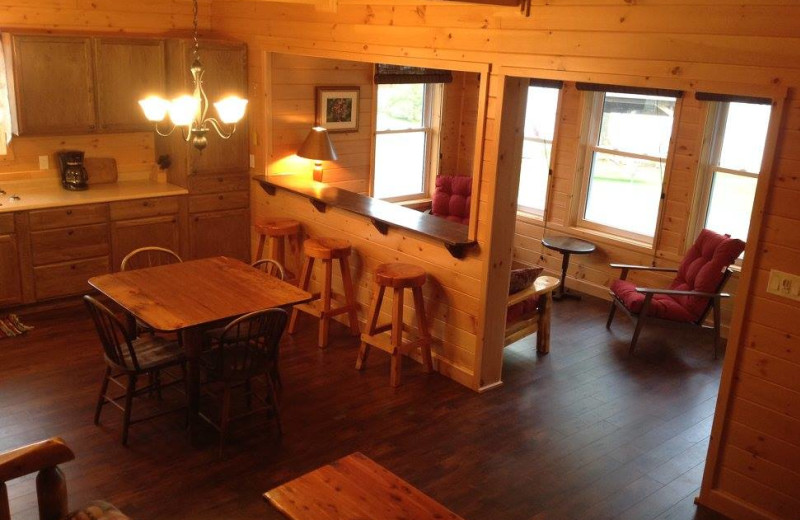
(606, 229, 746, 357)
(431, 175, 472, 225)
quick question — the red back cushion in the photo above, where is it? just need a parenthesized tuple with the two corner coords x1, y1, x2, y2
(668, 229, 746, 320)
(431, 175, 472, 225)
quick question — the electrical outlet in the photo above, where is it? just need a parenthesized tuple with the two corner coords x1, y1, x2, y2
(249, 154, 255, 168)
(38, 155, 49, 170)
(767, 270, 800, 302)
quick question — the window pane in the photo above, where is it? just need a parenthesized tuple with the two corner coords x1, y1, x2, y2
(718, 102, 771, 173)
(584, 152, 664, 237)
(518, 86, 559, 213)
(373, 132, 426, 199)
(598, 93, 675, 158)
(518, 140, 550, 212)
(376, 84, 425, 131)
(705, 171, 756, 241)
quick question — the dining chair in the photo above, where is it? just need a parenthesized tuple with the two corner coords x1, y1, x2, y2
(251, 258, 286, 280)
(84, 295, 188, 445)
(200, 308, 288, 457)
(120, 246, 183, 336)
(120, 246, 182, 271)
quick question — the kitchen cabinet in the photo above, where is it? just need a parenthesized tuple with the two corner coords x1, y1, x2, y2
(95, 38, 166, 133)
(0, 214, 23, 307)
(162, 39, 249, 187)
(4, 34, 167, 136)
(190, 208, 250, 262)
(6, 35, 96, 135)
(109, 196, 186, 270)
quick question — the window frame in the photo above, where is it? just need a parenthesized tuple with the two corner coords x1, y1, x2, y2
(371, 82, 443, 203)
(575, 90, 678, 245)
(516, 84, 563, 219)
(693, 102, 763, 241)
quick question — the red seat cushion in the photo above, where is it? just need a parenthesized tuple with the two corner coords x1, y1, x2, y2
(431, 175, 472, 225)
(611, 229, 745, 322)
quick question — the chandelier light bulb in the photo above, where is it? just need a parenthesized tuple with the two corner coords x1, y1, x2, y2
(214, 96, 248, 125)
(169, 95, 199, 127)
(138, 96, 170, 122)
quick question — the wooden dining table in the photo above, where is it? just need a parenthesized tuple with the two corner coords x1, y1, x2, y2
(88, 256, 312, 439)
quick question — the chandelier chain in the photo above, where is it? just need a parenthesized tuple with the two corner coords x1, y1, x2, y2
(192, 0, 200, 61)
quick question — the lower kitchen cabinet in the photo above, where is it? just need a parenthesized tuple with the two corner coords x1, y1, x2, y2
(0, 234, 23, 307)
(33, 256, 110, 300)
(190, 208, 249, 262)
(111, 215, 182, 270)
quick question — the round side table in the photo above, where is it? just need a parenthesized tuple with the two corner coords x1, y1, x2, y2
(542, 236, 596, 300)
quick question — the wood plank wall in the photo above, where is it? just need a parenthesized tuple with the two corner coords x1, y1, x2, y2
(212, 2, 800, 519)
(512, 83, 739, 332)
(440, 71, 480, 177)
(269, 54, 374, 193)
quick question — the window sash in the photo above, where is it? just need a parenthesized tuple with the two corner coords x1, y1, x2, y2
(372, 84, 441, 202)
(576, 91, 672, 244)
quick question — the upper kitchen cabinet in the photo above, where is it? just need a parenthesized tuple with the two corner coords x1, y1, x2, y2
(3, 34, 167, 136)
(95, 39, 166, 133)
(164, 39, 249, 182)
(6, 35, 96, 135)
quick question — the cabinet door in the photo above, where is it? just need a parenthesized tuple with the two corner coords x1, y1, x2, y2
(0, 235, 23, 307)
(111, 215, 181, 271)
(11, 35, 96, 135)
(190, 209, 249, 262)
(187, 42, 249, 174)
(95, 39, 166, 132)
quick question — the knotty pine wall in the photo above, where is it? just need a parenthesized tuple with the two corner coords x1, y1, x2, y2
(440, 71, 480, 177)
(212, 2, 800, 519)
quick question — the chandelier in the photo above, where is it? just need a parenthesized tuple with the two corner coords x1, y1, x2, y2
(138, 0, 247, 151)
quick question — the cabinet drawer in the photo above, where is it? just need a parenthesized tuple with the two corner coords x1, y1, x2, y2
(188, 173, 249, 194)
(31, 223, 110, 266)
(109, 196, 180, 220)
(29, 203, 108, 230)
(0, 214, 14, 234)
(34, 256, 110, 300)
(189, 191, 248, 213)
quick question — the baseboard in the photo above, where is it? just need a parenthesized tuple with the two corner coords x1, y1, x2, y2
(698, 489, 781, 520)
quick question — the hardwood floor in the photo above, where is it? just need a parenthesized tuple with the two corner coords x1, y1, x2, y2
(0, 294, 730, 520)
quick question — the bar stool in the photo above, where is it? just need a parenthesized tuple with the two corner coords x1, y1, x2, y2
(254, 219, 301, 282)
(288, 237, 360, 348)
(355, 262, 433, 387)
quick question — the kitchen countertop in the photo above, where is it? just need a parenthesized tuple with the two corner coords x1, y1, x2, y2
(0, 178, 188, 213)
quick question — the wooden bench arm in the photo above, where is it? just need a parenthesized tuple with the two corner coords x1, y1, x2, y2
(0, 438, 74, 483)
(507, 276, 560, 307)
(610, 263, 679, 272)
(634, 287, 731, 299)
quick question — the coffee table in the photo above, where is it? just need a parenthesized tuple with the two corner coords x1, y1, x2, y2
(89, 256, 312, 440)
(542, 236, 596, 300)
(264, 452, 465, 520)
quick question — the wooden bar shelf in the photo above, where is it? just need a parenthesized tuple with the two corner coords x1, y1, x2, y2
(255, 175, 476, 259)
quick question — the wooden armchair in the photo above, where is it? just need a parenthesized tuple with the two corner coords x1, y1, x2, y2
(0, 437, 128, 520)
(606, 229, 745, 357)
(504, 273, 560, 354)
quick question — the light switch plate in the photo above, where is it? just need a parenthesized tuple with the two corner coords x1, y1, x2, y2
(767, 269, 800, 302)
(38, 155, 49, 169)
(249, 154, 255, 168)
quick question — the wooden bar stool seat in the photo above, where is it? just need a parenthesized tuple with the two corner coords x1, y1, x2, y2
(255, 219, 301, 282)
(288, 237, 360, 348)
(356, 262, 433, 387)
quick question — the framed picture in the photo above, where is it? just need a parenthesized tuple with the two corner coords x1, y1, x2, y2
(315, 86, 360, 133)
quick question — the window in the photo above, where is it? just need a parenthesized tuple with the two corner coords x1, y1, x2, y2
(578, 91, 677, 242)
(698, 101, 771, 242)
(372, 83, 442, 201)
(517, 85, 560, 216)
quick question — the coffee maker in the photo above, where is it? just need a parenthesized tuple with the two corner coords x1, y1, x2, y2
(57, 150, 89, 191)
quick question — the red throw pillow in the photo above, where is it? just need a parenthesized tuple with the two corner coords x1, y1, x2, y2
(509, 266, 544, 294)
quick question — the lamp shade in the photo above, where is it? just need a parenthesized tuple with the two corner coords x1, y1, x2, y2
(297, 127, 338, 161)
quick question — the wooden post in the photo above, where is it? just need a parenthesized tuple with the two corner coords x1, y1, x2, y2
(474, 75, 529, 390)
(36, 467, 68, 520)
